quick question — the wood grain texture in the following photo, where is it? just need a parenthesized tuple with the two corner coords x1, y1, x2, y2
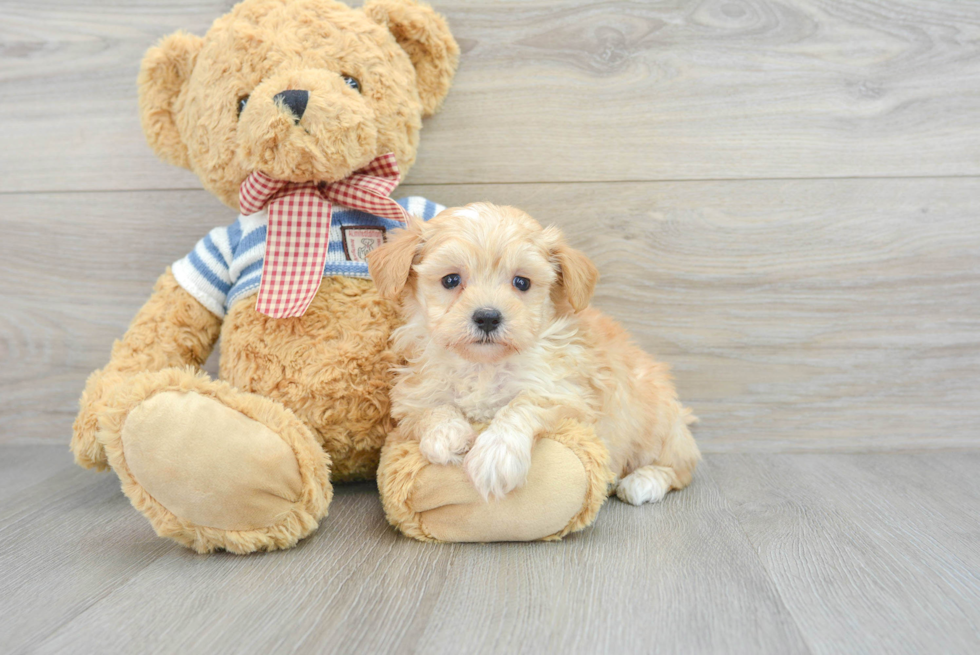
(23, 453, 809, 655)
(2, 0, 978, 652)
(29, 481, 458, 655)
(5, 178, 978, 450)
(409, 459, 808, 655)
(0, 189, 231, 445)
(3, 0, 980, 192)
(4, 448, 977, 654)
(711, 451, 980, 655)
(0, 451, 175, 653)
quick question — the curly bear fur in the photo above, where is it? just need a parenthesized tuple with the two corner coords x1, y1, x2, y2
(73, 0, 611, 554)
(219, 276, 400, 483)
(139, 0, 457, 209)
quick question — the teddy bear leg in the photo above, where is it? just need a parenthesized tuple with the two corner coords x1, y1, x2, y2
(72, 368, 129, 471)
(95, 367, 333, 554)
(377, 419, 615, 542)
(72, 269, 224, 472)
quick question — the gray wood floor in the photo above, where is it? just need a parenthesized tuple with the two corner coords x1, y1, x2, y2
(2, 446, 978, 654)
(2, 0, 979, 653)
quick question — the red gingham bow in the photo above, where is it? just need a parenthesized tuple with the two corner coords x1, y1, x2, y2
(239, 153, 410, 318)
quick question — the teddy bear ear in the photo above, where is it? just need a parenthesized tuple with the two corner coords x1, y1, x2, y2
(363, 0, 460, 116)
(137, 31, 203, 169)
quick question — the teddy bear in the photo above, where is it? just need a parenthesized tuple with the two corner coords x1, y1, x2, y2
(71, 0, 613, 554)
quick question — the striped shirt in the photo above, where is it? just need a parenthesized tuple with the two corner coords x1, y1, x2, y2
(172, 196, 443, 317)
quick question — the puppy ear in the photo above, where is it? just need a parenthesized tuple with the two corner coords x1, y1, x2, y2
(367, 219, 424, 299)
(363, 0, 460, 116)
(553, 241, 599, 313)
(138, 31, 202, 169)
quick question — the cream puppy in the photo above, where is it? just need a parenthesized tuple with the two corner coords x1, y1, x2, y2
(367, 203, 700, 504)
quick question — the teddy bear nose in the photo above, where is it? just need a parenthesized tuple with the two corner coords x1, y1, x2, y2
(273, 89, 309, 123)
(472, 308, 503, 334)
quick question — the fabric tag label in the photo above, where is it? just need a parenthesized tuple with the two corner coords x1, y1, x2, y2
(342, 226, 387, 262)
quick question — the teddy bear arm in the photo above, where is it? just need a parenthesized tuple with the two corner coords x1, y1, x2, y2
(102, 267, 222, 374)
(71, 268, 222, 469)
(378, 419, 615, 542)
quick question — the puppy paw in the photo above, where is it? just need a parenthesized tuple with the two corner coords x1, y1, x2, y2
(463, 426, 532, 500)
(615, 467, 671, 505)
(419, 415, 476, 466)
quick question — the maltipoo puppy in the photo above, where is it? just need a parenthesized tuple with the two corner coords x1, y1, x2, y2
(367, 203, 700, 504)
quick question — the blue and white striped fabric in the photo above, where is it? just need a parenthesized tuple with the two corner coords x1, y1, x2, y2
(172, 196, 443, 317)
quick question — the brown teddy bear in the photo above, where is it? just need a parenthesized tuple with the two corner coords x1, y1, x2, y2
(71, 0, 612, 554)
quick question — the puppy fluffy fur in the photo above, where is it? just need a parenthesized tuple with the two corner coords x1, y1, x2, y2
(367, 203, 700, 504)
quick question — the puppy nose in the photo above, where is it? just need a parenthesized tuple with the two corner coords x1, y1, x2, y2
(472, 308, 503, 334)
(273, 89, 309, 123)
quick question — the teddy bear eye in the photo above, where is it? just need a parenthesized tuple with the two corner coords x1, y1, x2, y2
(441, 273, 461, 289)
(342, 75, 361, 93)
(237, 95, 249, 117)
(513, 276, 531, 292)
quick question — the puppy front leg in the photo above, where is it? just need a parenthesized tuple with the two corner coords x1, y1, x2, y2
(464, 398, 553, 500)
(413, 405, 477, 466)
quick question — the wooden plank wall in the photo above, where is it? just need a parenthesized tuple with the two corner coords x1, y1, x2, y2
(2, 0, 979, 452)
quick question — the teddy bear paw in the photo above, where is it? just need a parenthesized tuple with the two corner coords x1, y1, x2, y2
(92, 368, 333, 553)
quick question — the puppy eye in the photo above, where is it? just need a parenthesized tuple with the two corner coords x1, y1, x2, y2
(342, 75, 361, 93)
(513, 276, 531, 292)
(237, 95, 249, 117)
(441, 273, 461, 289)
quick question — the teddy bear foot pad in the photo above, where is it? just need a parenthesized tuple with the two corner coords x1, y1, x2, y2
(378, 419, 614, 542)
(411, 439, 589, 541)
(123, 391, 310, 531)
(97, 369, 333, 553)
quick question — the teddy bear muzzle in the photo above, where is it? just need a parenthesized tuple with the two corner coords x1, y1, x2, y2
(237, 68, 379, 184)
